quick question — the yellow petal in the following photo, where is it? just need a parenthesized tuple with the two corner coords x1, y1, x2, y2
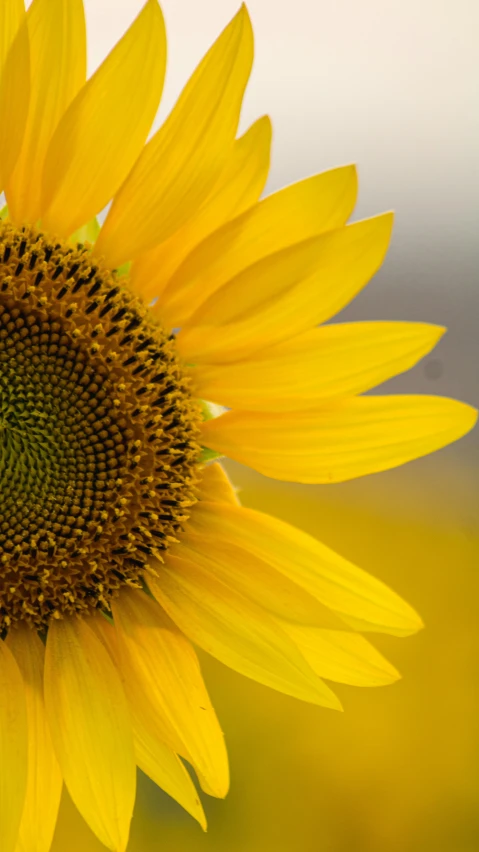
(177, 212, 392, 363)
(0, 637, 27, 852)
(161, 164, 358, 328)
(201, 395, 478, 483)
(189, 322, 445, 411)
(132, 115, 272, 304)
(186, 501, 423, 636)
(112, 588, 229, 799)
(280, 623, 400, 687)
(90, 614, 207, 831)
(44, 617, 136, 852)
(148, 555, 342, 710)
(6, 0, 86, 224)
(95, 5, 254, 268)
(6, 627, 62, 852)
(198, 461, 240, 505)
(174, 532, 346, 629)
(41, 0, 166, 238)
(0, 0, 24, 69)
(0, 7, 30, 191)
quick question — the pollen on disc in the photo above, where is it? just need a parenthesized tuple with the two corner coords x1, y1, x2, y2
(0, 223, 201, 630)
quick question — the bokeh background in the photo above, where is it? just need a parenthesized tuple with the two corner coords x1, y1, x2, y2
(50, 1, 479, 849)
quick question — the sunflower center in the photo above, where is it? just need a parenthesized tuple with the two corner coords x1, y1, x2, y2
(0, 223, 201, 630)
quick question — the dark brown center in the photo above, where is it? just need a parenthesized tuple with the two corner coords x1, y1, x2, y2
(0, 223, 201, 630)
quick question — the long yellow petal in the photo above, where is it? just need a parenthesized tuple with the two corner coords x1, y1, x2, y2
(131, 115, 272, 303)
(0, 638, 27, 852)
(186, 501, 423, 636)
(112, 588, 229, 799)
(95, 6, 254, 268)
(189, 211, 389, 327)
(90, 614, 207, 831)
(176, 213, 392, 363)
(174, 533, 346, 629)
(0, 6, 29, 191)
(148, 555, 342, 709)
(197, 461, 240, 505)
(44, 617, 136, 852)
(201, 395, 478, 483)
(41, 0, 166, 238)
(6, 0, 86, 224)
(6, 627, 62, 852)
(161, 164, 358, 328)
(189, 321, 444, 410)
(280, 623, 400, 687)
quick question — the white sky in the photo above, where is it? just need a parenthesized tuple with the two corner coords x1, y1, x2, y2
(81, 0, 477, 215)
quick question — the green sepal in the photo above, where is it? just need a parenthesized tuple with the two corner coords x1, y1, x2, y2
(70, 216, 100, 246)
(198, 401, 225, 463)
(198, 446, 223, 464)
(199, 400, 226, 422)
(115, 261, 132, 278)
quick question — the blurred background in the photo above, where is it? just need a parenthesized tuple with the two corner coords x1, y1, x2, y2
(51, 1, 479, 849)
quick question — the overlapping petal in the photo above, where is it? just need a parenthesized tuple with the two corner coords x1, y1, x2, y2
(41, 0, 166, 237)
(90, 614, 207, 830)
(7, 627, 62, 852)
(185, 501, 423, 636)
(160, 164, 358, 328)
(0, 2, 29, 191)
(131, 114, 272, 303)
(189, 322, 444, 410)
(176, 212, 392, 361)
(96, 5, 254, 267)
(148, 554, 342, 709)
(201, 395, 478, 483)
(44, 618, 136, 852)
(173, 533, 345, 629)
(112, 588, 229, 799)
(280, 623, 400, 687)
(6, 0, 86, 224)
(197, 461, 240, 505)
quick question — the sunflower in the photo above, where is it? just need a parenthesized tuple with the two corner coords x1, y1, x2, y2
(0, 1, 475, 850)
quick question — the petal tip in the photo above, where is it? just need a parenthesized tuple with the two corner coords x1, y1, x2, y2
(434, 324, 447, 341)
(382, 209, 395, 228)
(406, 610, 425, 636)
(415, 322, 446, 352)
(448, 399, 478, 438)
(141, 0, 166, 34)
(234, 3, 253, 31)
(258, 113, 273, 137)
(387, 667, 402, 685)
(320, 686, 344, 713)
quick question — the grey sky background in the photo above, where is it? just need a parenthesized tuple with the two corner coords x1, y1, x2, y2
(84, 0, 478, 487)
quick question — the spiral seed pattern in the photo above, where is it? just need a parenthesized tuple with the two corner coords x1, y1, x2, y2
(0, 223, 201, 630)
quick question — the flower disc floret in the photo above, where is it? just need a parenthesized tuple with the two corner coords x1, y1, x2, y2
(0, 223, 201, 630)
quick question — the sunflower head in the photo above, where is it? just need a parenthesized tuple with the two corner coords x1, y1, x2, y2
(0, 222, 201, 630)
(0, 2, 475, 852)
